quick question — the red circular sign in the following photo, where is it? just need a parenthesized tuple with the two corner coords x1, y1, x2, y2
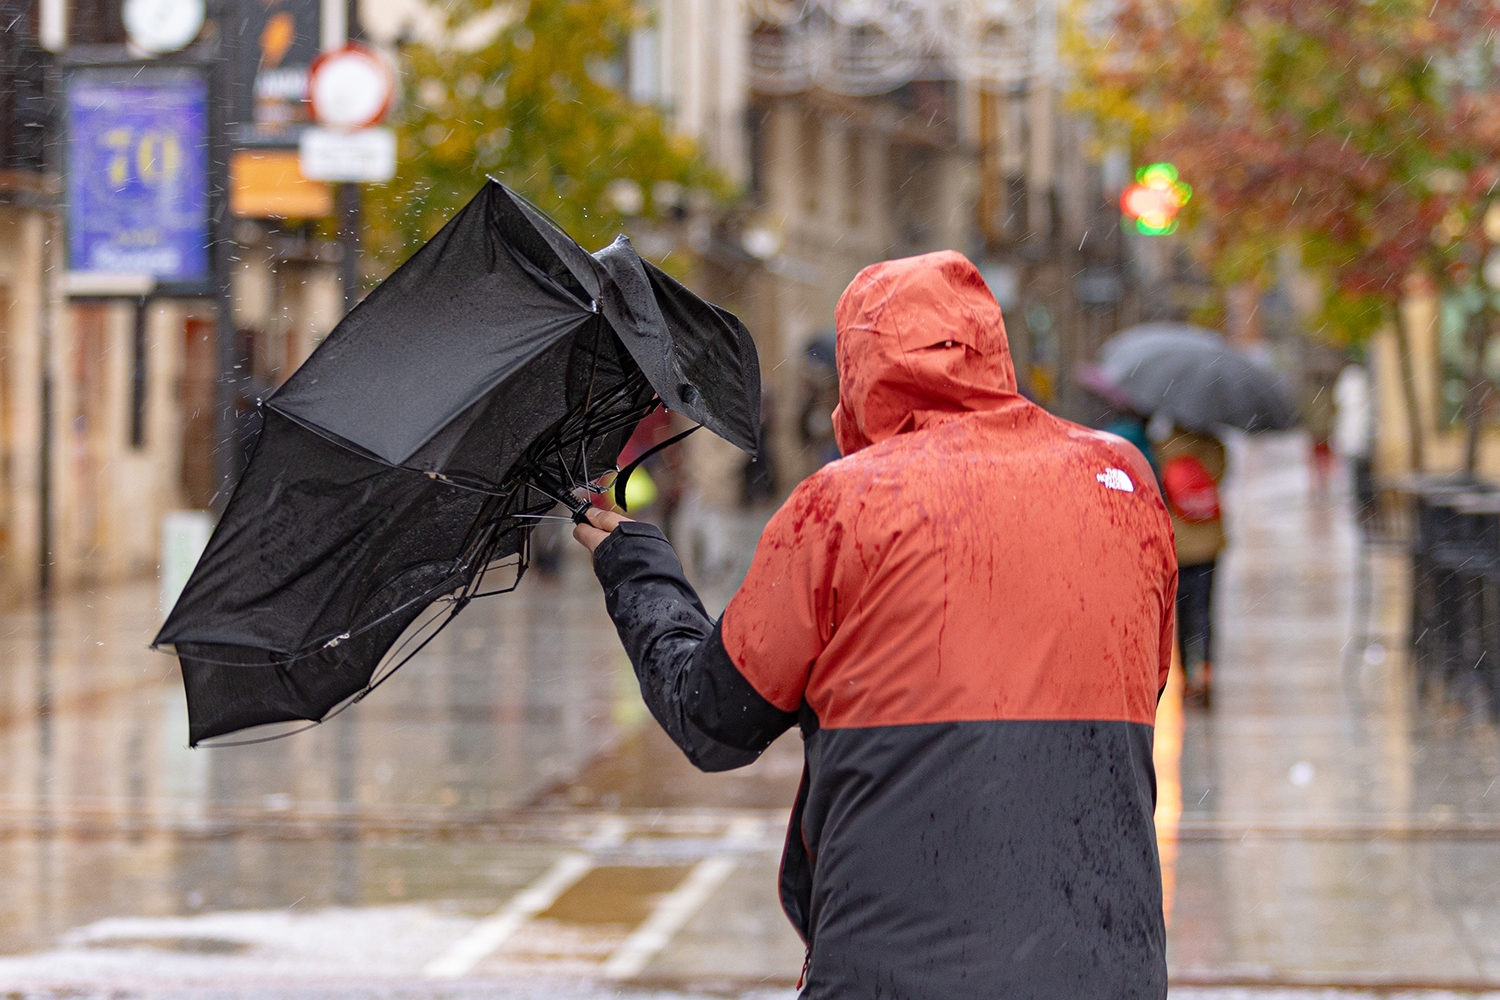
(308, 44, 395, 130)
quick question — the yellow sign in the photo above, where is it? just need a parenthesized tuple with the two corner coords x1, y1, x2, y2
(230, 149, 332, 219)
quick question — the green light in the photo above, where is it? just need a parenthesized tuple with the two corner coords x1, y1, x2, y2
(1135, 217, 1178, 236)
(1136, 162, 1180, 186)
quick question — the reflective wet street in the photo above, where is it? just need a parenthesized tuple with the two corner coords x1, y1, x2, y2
(1, 433, 1498, 998)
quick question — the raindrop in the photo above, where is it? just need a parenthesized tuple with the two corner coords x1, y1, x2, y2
(1289, 761, 1315, 787)
(1363, 643, 1387, 665)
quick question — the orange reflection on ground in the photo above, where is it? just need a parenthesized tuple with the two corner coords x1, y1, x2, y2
(1153, 647, 1184, 928)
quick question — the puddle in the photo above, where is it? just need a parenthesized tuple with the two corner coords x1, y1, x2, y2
(539, 865, 693, 927)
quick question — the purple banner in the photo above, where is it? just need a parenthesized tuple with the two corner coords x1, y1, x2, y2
(67, 68, 209, 283)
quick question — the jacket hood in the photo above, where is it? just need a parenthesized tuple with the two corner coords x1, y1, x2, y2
(832, 251, 1018, 455)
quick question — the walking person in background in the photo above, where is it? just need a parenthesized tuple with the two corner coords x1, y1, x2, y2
(573, 252, 1177, 998)
(1103, 408, 1158, 479)
(1335, 360, 1375, 525)
(1159, 427, 1227, 707)
(1304, 379, 1337, 498)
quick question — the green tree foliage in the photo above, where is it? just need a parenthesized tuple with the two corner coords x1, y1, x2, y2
(365, 0, 723, 267)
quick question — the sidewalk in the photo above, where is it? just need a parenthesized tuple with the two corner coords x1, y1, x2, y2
(1164, 433, 1500, 987)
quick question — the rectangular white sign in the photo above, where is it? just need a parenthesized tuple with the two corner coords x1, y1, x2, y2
(298, 127, 397, 183)
(160, 509, 214, 621)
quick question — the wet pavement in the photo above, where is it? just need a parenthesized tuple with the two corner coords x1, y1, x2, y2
(0, 432, 1498, 997)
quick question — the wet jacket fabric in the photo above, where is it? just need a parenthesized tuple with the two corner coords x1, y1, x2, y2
(592, 251, 1177, 998)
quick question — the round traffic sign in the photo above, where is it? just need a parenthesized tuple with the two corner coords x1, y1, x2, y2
(308, 45, 394, 130)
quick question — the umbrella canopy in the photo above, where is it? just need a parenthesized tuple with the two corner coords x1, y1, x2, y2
(155, 179, 760, 745)
(1095, 322, 1297, 433)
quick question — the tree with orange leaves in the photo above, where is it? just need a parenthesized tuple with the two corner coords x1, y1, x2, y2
(1076, 0, 1500, 469)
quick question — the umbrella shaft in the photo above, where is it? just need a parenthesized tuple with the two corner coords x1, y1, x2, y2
(534, 473, 595, 523)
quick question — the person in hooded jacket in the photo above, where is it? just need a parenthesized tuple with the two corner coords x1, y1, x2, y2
(574, 251, 1177, 999)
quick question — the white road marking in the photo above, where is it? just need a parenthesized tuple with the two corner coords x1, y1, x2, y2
(601, 816, 760, 980)
(423, 816, 627, 979)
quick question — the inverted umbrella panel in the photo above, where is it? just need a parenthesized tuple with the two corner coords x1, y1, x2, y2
(156, 180, 760, 745)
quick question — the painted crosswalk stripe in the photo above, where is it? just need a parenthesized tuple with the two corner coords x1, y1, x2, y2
(602, 816, 760, 980)
(423, 816, 626, 978)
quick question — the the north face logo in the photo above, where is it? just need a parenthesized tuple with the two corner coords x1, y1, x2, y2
(1097, 468, 1134, 492)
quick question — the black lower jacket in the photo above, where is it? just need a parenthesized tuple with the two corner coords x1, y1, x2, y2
(592, 522, 1168, 1000)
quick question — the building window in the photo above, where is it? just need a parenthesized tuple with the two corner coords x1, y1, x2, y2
(845, 131, 864, 229)
(800, 110, 820, 216)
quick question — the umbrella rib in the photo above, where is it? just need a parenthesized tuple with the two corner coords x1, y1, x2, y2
(194, 720, 326, 747)
(177, 564, 471, 669)
(204, 597, 472, 747)
(358, 598, 466, 698)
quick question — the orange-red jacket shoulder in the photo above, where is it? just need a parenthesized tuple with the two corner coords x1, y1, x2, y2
(721, 251, 1176, 729)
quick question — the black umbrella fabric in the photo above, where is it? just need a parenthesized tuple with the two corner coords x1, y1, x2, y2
(155, 179, 760, 745)
(1095, 322, 1297, 433)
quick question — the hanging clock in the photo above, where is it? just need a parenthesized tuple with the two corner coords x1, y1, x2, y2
(123, 0, 206, 54)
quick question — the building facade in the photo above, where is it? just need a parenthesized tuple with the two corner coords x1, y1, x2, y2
(633, 0, 1136, 495)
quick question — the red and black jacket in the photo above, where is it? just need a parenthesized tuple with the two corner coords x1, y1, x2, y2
(592, 251, 1176, 999)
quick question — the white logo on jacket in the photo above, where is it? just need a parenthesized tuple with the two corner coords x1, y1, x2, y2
(1097, 468, 1134, 492)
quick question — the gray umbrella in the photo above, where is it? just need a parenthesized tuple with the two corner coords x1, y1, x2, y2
(1096, 322, 1298, 432)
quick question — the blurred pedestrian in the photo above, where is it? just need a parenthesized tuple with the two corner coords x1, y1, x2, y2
(1304, 379, 1336, 497)
(1157, 427, 1227, 707)
(1103, 409, 1158, 479)
(799, 335, 841, 469)
(575, 252, 1176, 998)
(1077, 360, 1157, 478)
(1335, 361, 1375, 523)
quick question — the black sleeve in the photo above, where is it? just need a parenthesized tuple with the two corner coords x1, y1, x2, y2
(591, 521, 798, 772)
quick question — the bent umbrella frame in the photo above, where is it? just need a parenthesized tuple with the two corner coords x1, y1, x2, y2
(154, 179, 761, 746)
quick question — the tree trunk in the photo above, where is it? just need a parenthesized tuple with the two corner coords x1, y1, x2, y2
(1391, 302, 1425, 475)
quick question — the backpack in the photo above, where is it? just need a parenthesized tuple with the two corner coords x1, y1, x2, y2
(1162, 455, 1221, 522)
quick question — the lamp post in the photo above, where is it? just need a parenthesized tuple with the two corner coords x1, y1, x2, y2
(211, 0, 239, 512)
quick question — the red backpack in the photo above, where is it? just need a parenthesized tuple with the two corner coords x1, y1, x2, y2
(1162, 455, 1221, 522)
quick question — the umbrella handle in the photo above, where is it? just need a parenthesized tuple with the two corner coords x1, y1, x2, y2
(532, 472, 596, 523)
(614, 425, 701, 512)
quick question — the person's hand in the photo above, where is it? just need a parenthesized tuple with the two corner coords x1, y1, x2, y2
(572, 507, 633, 555)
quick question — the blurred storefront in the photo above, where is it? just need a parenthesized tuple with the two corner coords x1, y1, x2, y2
(1370, 283, 1500, 483)
(0, 0, 351, 605)
(0, 0, 1183, 604)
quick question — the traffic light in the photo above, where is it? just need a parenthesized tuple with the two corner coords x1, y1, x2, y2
(1120, 162, 1191, 235)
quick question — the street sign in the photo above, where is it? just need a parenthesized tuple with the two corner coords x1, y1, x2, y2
(160, 509, 213, 621)
(308, 45, 394, 130)
(235, 0, 321, 141)
(298, 126, 396, 182)
(66, 67, 210, 287)
(231, 149, 333, 218)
